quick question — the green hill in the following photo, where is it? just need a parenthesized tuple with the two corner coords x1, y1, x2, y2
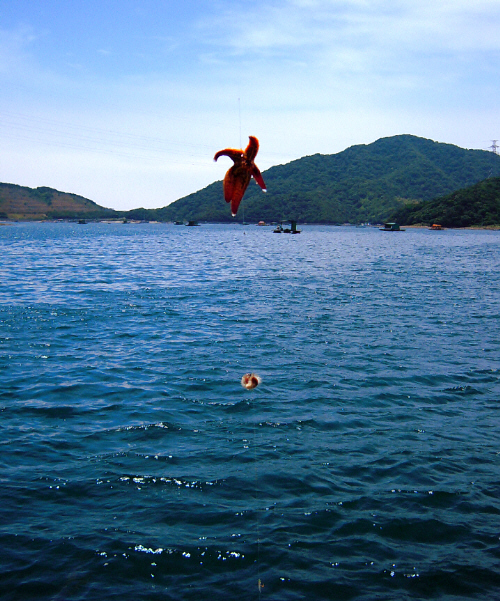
(158, 135, 500, 224)
(2, 135, 500, 225)
(0, 183, 117, 220)
(391, 176, 500, 227)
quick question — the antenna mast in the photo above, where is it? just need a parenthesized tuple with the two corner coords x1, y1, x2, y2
(489, 140, 498, 154)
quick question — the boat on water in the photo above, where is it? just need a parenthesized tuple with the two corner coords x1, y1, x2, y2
(285, 220, 301, 234)
(429, 223, 444, 230)
(186, 221, 200, 226)
(379, 222, 405, 231)
(274, 220, 301, 234)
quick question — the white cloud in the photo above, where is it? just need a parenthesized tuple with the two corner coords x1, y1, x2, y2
(0, 24, 38, 73)
(197, 0, 500, 61)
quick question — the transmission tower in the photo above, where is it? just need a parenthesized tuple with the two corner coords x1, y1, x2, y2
(489, 140, 499, 154)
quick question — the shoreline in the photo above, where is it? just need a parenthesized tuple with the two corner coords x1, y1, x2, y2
(403, 224, 500, 230)
(1, 219, 500, 231)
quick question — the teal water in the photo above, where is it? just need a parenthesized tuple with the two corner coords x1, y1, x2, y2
(1, 222, 499, 600)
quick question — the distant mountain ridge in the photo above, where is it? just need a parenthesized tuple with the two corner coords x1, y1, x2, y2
(0, 183, 117, 220)
(2, 135, 500, 224)
(157, 135, 500, 223)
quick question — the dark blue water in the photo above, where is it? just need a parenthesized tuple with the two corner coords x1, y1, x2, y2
(1, 222, 499, 600)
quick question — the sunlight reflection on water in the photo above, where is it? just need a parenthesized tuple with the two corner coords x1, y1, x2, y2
(1, 223, 499, 600)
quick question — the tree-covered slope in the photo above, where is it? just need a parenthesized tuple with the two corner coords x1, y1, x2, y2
(3, 135, 499, 224)
(0, 183, 117, 220)
(391, 176, 500, 227)
(158, 135, 500, 223)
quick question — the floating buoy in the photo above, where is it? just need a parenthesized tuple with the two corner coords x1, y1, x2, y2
(241, 373, 261, 390)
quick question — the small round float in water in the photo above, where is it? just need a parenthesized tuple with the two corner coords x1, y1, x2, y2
(241, 373, 261, 390)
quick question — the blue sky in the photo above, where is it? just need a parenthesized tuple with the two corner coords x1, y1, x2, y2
(1, 0, 499, 211)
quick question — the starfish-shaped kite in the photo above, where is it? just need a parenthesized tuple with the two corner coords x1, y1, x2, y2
(214, 136, 267, 216)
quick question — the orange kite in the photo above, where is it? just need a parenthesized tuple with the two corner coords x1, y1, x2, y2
(214, 136, 267, 216)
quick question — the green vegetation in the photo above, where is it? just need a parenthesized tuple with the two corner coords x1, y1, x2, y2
(159, 135, 500, 224)
(2, 135, 500, 225)
(0, 183, 117, 220)
(391, 176, 500, 227)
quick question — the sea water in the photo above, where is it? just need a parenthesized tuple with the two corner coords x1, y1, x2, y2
(1, 222, 499, 600)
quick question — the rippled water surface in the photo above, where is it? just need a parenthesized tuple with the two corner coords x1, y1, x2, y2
(1, 222, 499, 600)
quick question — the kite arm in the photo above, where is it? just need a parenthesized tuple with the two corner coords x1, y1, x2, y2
(244, 136, 259, 162)
(214, 148, 243, 163)
(251, 165, 267, 192)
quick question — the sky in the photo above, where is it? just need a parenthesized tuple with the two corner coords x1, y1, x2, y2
(1, 0, 499, 211)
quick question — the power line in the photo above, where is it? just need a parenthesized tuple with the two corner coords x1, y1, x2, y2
(0, 109, 301, 168)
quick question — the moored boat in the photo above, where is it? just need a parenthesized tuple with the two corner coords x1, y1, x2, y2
(379, 222, 405, 231)
(284, 220, 301, 234)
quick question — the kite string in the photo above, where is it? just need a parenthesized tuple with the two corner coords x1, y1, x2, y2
(238, 97, 245, 221)
(238, 97, 242, 149)
(238, 95, 261, 593)
(254, 416, 263, 597)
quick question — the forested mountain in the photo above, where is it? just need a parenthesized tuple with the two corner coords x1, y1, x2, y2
(157, 135, 500, 224)
(0, 183, 116, 220)
(2, 135, 500, 224)
(391, 176, 500, 227)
